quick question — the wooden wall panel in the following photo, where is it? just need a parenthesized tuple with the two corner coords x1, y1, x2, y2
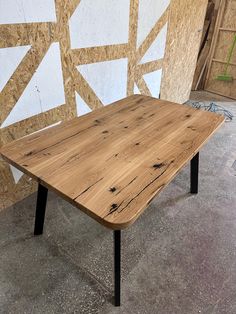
(214, 31, 236, 63)
(205, 0, 236, 99)
(222, 0, 236, 29)
(161, 0, 208, 103)
(206, 62, 236, 98)
(0, 0, 207, 210)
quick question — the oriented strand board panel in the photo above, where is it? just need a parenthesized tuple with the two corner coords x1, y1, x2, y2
(214, 32, 236, 63)
(221, 0, 236, 29)
(161, 0, 208, 103)
(205, 0, 236, 99)
(0, 0, 207, 210)
(0, 0, 171, 209)
(206, 62, 236, 98)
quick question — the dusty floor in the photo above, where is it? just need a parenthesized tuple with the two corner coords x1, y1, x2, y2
(0, 95, 235, 314)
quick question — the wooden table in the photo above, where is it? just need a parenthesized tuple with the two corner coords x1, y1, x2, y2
(0, 95, 224, 306)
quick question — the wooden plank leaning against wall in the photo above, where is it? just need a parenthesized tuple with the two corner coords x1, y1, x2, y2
(161, 0, 208, 102)
(204, 0, 236, 99)
(191, 0, 219, 90)
(0, 0, 208, 210)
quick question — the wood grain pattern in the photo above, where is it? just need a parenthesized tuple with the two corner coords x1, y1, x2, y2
(162, 0, 208, 103)
(0, 95, 224, 229)
(127, 0, 139, 96)
(70, 44, 128, 65)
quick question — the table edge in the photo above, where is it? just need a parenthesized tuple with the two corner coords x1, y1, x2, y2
(0, 108, 225, 230)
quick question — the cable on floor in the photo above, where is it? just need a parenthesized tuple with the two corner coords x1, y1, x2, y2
(185, 101, 233, 122)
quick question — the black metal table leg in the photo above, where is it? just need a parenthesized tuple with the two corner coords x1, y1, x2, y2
(114, 230, 121, 306)
(190, 152, 199, 194)
(34, 183, 48, 235)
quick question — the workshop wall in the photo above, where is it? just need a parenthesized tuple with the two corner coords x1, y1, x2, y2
(0, 0, 207, 209)
(205, 0, 236, 99)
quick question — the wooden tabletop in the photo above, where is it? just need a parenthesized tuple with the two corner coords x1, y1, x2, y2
(1, 95, 224, 229)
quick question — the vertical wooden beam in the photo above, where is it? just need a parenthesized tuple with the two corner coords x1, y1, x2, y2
(54, 0, 81, 120)
(204, 0, 226, 88)
(161, 0, 208, 103)
(127, 0, 139, 96)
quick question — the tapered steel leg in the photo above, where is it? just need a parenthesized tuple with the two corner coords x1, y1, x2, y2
(190, 152, 199, 194)
(114, 230, 121, 306)
(34, 183, 48, 235)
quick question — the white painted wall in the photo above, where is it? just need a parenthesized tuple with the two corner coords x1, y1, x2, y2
(140, 23, 168, 64)
(1, 43, 65, 128)
(0, 45, 31, 92)
(0, 0, 56, 24)
(69, 0, 130, 48)
(77, 58, 128, 105)
(75, 92, 91, 116)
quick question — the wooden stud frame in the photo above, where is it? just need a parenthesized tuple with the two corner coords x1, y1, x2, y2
(204, 0, 236, 99)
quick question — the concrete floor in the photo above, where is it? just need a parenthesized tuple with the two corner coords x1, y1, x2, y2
(190, 90, 236, 102)
(0, 98, 235, 314)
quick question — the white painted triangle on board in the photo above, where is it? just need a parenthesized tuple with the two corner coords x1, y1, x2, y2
(139, 23, 168, 64)
(69, 0, 130, 48)
(143, 69, 162, 98)
(137, 0, 170, 47)
(0, 0, 56, 24)
(9, 165, 23, 184)
(75, 92, 91, 116)
(1, 42, 65, 128)
(77, 58, 128, 105)
(134, 83, 141, 95)
(0, 45, 31, 92)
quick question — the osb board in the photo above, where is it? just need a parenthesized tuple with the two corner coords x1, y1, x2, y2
(161, 0, 208, 103)
(205, 0, 236, 99)
(0, 0, 172, 210)
(221, 0, 236, 29)
(0, 157, 37, 209)
(213, 0, 221, 10)
(206, 62, 236, 99)
(214, 31, 236, 63)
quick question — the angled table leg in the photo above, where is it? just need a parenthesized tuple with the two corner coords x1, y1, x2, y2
(114, 230, 121, 306)
(34, 183, 48, 235)
(190, 152, 199, 194)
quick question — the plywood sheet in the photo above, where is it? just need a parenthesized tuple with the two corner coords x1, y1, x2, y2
(205, 0, 236, 99)
(214, 31, 236, 63)
(221, 0, 236, 29)
(206, 61, 236, 98)
(161, 0, 208, 103)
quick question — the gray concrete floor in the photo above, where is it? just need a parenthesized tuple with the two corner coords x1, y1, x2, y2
(0, 98, 235, 314)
